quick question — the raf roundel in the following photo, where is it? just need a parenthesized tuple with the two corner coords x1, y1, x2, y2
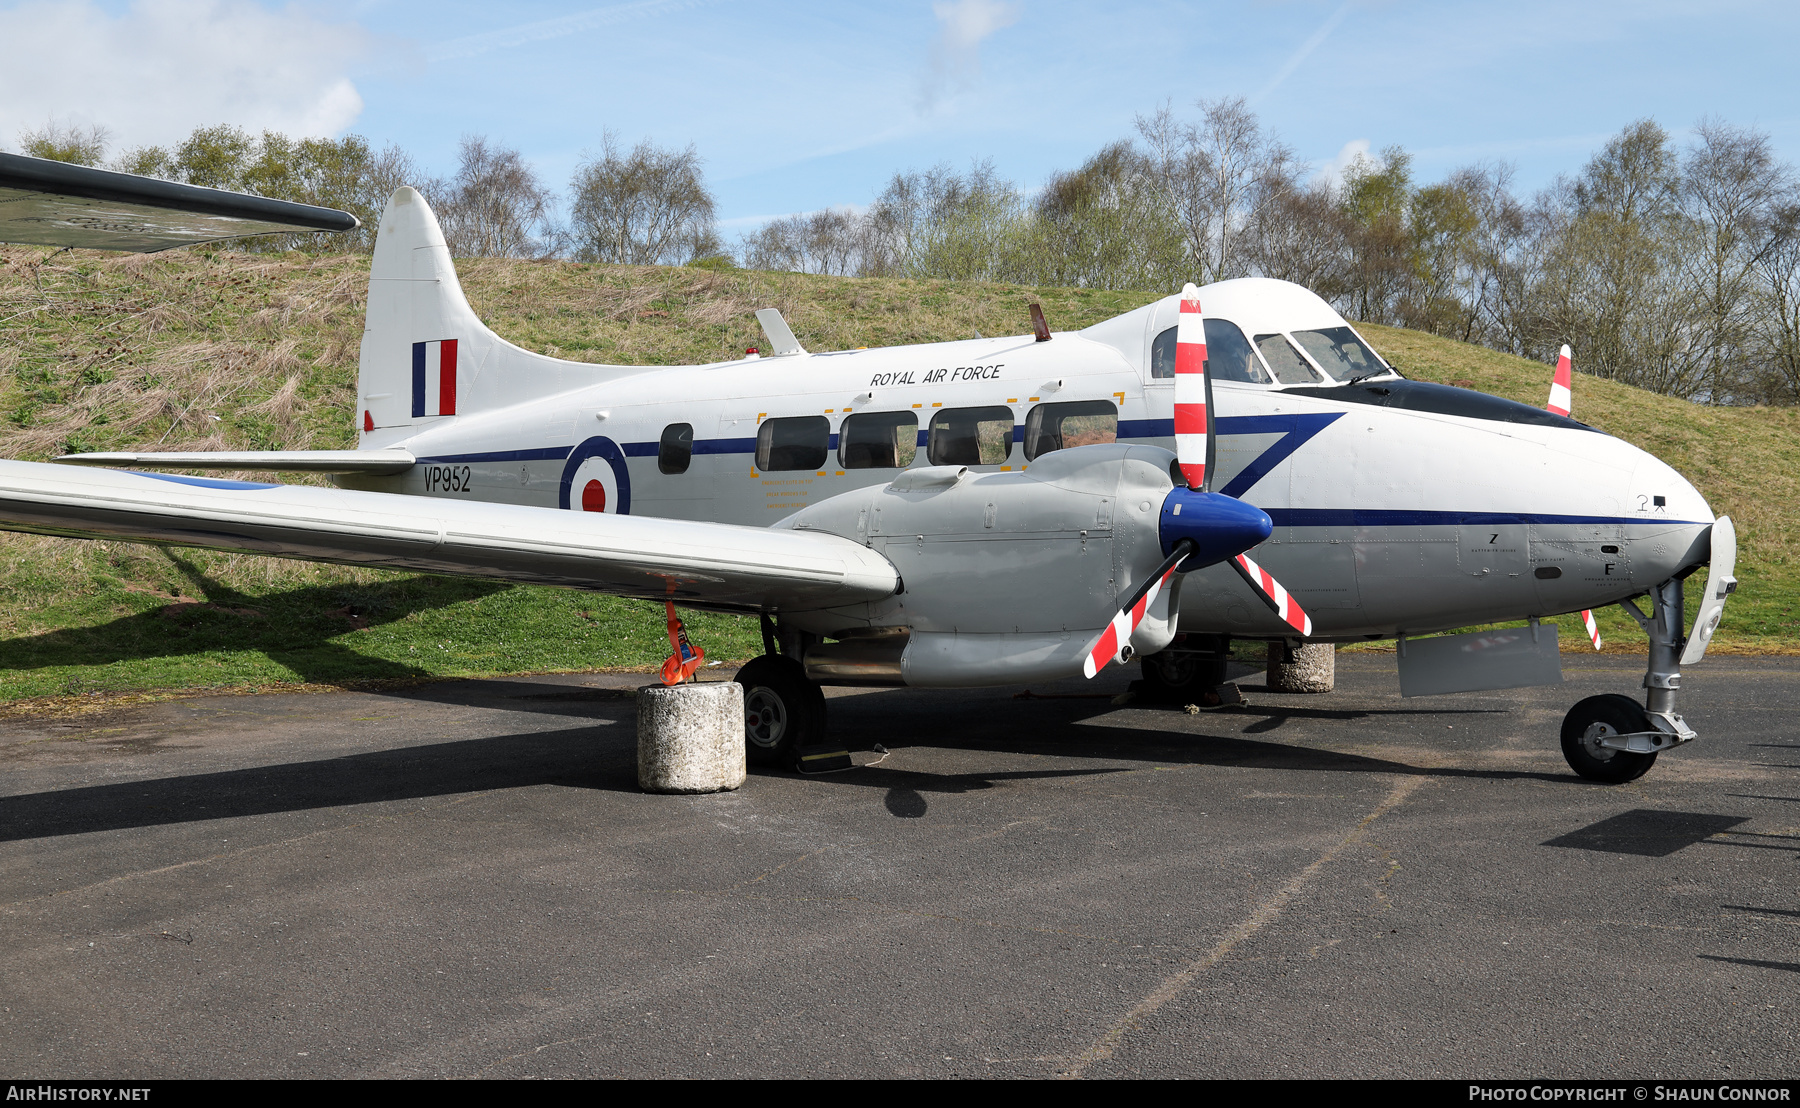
(558, 436, 632, 515)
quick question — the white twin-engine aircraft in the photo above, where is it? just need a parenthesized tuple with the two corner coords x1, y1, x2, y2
(0, 153, 1738, 782)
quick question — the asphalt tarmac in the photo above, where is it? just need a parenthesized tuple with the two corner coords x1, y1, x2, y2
(1, 653, 1796, 1080)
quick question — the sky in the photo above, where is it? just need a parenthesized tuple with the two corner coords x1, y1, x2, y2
(3, 0, 1798, 236)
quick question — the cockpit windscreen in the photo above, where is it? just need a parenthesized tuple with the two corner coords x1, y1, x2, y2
(1151, 318, 1269, 384)
(1291, 327, 1389, 383)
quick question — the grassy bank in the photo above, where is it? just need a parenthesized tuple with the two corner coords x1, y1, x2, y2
(0, 244, 1791, 704)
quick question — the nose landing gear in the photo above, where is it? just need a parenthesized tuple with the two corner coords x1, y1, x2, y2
(1559, 576, 1697, 783)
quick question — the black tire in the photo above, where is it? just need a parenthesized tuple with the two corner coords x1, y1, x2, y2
(734, 655, 827, 769)
(1140, 648, 1228, 699)
(1560, 694, 1659, 783)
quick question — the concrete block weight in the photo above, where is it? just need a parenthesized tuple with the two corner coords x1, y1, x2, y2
(636, 682, 747, 793)
(1266, 642, 1336, 693)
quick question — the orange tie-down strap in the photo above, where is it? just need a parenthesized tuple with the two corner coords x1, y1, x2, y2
(661, 600, 706, 685)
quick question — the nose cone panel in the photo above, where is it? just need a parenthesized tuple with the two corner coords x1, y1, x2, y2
(1160, 489, 1273, 569)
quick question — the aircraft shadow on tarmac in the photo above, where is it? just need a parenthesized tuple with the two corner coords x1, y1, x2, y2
(0, 552, 506, 686)
(0, 686, 1588, 841)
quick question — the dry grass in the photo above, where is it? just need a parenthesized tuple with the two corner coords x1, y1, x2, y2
(0, 244, 1790, 705)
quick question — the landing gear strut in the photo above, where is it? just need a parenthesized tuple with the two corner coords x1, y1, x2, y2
(1559, 576, 1697, 783)
(738, 614, 830, 770)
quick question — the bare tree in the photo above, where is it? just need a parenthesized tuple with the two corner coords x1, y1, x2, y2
(436, 136, 555, 259)
(1754, 202, 1800, 402)
(569, 133, 719, 266)
(1031, 140, 1184, 290)
(741, 208, 866, 275)
(18, 119, 110, 166)
(865, 161, 1023, 281)
(1136, 96, 1295, 282)
(1675, 119, 1793, 400)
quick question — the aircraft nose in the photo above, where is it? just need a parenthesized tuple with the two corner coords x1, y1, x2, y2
(1159, 488, 1273, 569)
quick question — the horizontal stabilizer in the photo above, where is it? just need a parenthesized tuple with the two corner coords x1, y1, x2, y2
(0, 152, 359, 253)
(55, 450, 415, 475)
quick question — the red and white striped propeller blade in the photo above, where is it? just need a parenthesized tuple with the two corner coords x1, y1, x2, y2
(1546, 344, 1573, 418)
(1546, 342, 1601, 650)
(1082, 543, 1188, 678)
(1173, 283, 1212, 491)
(1230, 552, 1313, 637)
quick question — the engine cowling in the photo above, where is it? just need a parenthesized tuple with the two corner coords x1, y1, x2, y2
(778, 443, 1269, 687)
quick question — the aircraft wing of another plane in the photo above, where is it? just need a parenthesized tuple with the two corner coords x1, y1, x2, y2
(0, 152, 359, 253)
(0, 461, 898, 613)
(55, 450, 416, 475)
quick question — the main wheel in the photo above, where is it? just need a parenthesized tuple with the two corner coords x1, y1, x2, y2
(1560, 694, 1658, 783)
(734, 655, 827, 769)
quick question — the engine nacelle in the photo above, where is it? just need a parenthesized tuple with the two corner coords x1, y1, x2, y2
(780, 443, 1249, 687)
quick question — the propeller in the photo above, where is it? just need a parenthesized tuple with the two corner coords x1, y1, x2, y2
(1547, 344, 1573, 418)
(1546, 343, 1601, 651)
(1082, 284, 1313, 677)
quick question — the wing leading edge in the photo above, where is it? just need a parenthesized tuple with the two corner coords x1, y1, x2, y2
(0, 152, 359, 253)
(0, 461, 898, 613)
(55, 450, 416, 475)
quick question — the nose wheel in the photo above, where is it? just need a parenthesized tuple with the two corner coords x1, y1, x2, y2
(734, 654, 826, 769)
(1560, 694, 1658, 783)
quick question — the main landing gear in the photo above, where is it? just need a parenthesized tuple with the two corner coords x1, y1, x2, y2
(1560, 576, 1698, 784)
(736, 615, 829, 769)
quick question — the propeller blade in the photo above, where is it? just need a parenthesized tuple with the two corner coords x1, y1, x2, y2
(1230, 552, 1313, 637)
(1173, 283, 1213, 492)
(1581, 607, 1603, 652)
(1547, 344, 1572, 417)
(1083, 539, 1195, 678)
(1546, 342, 1600, 650)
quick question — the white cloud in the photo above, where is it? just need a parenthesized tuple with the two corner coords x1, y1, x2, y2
(919, 0, 1023, 113)
(1315, 138, 1371, 187)
(0, 0, 370, 154)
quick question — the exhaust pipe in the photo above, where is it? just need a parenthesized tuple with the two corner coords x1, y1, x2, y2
(805, 630, 910, 686)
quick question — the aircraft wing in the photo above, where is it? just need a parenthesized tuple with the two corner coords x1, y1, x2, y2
(0, 460, 898, 613)
(0, 152, 359, 253)
(56, 450, 416, 475)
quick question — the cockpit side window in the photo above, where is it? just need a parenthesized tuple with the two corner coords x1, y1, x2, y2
(1151, 318, 1270, 384)
(1254, 334, 1321, 385)
(1291, 326, 1390, 383)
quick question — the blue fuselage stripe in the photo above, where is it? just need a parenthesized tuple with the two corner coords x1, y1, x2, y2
(415, 447, 573, 464)
(1268, 509, 1706, 528)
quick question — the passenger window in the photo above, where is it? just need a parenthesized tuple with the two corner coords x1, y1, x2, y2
(928, 406, 1014, 466)
(756, 415, 828, 471)
(658, 423, 693, 474)
(839, 411, 919, 469)
(1024, 401, 1117, 461)
(1254, 334, 1320, 384)
(1150, 318, 1270, 383)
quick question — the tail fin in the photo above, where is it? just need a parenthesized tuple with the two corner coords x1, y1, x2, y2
(357, 188, 644, 441)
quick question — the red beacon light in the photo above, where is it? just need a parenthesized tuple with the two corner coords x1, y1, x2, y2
(745, 347, 760, 359)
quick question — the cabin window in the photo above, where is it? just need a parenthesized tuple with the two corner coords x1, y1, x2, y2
(1254, 334, 1321, 384)
(928, 406, 1014, 466)
(1291, 326, 1389, 383)
(658, 423, 693, 474)
(839, 411, 919, 469)
(1024, 401, 1117, 461)
(1150, 318, 1270, 383)
(756, 415, 829, 471)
